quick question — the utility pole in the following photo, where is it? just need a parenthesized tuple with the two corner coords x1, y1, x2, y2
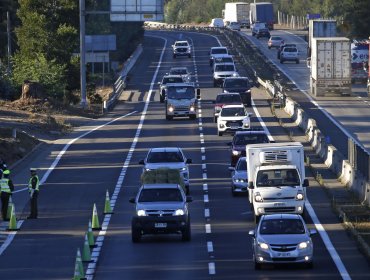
(7, 11, 12, 74)
(80, 0, 87, 108)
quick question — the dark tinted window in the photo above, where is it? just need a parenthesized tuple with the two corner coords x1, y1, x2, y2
(212, 48, 228, 55)
(216, 94, 242, 104)
(139, 189, 183, 202)
(147, 151, 184, 163)
(163, 77, 183, 84)
(233, 134, 269, 145)
(224, 79, 249, 88)
(236, 159, 247, 171)
(259, 219, 305, 235)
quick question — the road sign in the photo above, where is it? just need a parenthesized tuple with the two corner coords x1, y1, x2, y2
(110, 0, 164, 21)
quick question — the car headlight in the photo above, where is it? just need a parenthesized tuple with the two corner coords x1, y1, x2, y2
(145, 168, 152, 171)
(243, 121, 249, 128)
(232, 150, 241, 156)
(298, 241, 308, 249)
(168, 105, 174, 112)
(137, 210, 147, 216)
(234, 178, 245, 183)
(255, 192, 263, 202)
(189, 105, 195, 112)
(180, 167, 187, 171)
(259, 242, 269, 250)
(219, 123, 225, 128)
(174, 209, 185, 216)
(232, 72, 239, 77)
(296, 192, 304, 200)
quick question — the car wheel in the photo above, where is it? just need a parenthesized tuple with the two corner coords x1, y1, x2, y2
(188, 54, 191, 58)
(296, 59, 300, 64)
(166, 114, 173, 120)
(218, 131, 223, 136)
(189, 114, 196, 120)
(306, 261, 314, 269)
(254, 261, 261, 270)
(254, 213, 260, 224)
(231, 187, 236, 196)
(185, 185, 190, 195)
(213, 80, 217, 87)
(131, 225, 141, 243)
(173, 54, 176, 58)
(214, 116, 217, 123)
(280, 59, 284, 64)
(268, 46, 271, 49)
(182, 222, 191, 241)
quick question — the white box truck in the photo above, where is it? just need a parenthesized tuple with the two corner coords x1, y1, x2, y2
(307, 19, 336, 59)
(310, 37, 351, 97)
(246, 142, 308, 223)
(224, 2, 249, 26)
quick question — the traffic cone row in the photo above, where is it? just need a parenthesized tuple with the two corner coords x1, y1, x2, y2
(72, 190, 114, 277)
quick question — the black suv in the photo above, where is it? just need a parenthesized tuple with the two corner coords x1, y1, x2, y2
(222, 77, 252, 107)
(256, 28, 270, 39)
(227, 130, 270, 166)
(129, 184, 192, 242)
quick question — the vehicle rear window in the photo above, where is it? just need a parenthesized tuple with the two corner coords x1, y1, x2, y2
(283, 48, 297, 52)
(224, 79, 249, 88)
(139, 189, 183, 202)
(170, 69, 188, 75)
(216, 94, 242, 104)
(233, 134, 269, 145)
(212, 48, 228, 55)
(215, 64, 235, 71)
(259, 219, 305, 235)
(163, 77, 183, 84)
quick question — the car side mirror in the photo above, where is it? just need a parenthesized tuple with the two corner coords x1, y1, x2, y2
(186, 158, 192, 164)
(228, 166, 235, 172)
(129, 197, 136, 203)
(139, 159, 145, 165)
(196, 89, 201, 100)
(303, 179, 309, 187)
(309, 229, 317, 236)
(186, 196, 193, 202)
(248, 230, 255, 237)
(248, 182, 254, 189)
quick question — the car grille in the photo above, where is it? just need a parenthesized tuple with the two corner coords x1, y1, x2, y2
(226, 120, 243, 127)
(219, 74, 232, 78)
(264, 207, 296, 213)
(146, 210, 175, 217)
(263, 197, 295, 201)
(176, 48, 188, 53)
(174, 105, 189, 111)
(271, 244, 297, 252)
(272, 257, 297, 262)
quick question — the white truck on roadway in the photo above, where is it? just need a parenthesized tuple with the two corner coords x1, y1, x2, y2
(223, 2, 249, 26)
(246, 142, 309, 223)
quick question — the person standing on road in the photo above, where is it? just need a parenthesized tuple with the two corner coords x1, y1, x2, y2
(0, 169, 14, 221)
(28, 168, 40, 219)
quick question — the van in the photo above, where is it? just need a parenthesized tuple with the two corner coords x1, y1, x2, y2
(210, 18, 224, 28)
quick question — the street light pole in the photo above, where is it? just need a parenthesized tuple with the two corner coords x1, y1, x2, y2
(80, 0, 87, 108)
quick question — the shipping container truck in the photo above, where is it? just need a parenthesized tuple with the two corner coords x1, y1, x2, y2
(223, 2, 249, 26)
(246, 142, 308, 223)
(307, 19, 336, 58)
(249, 2, 274, 30)
(351, 41, 369, 83)
(310, 37, 351, 97)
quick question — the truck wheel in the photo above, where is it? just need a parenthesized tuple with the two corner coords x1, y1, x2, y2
(182, 222, 191, 241)
(131, 225, 141, 243)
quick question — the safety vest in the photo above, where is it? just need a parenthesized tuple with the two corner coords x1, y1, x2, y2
(28, 175, 40, 191)
(0, 178, 11, 193)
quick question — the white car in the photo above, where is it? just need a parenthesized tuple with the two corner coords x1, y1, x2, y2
(139, 147, 192, 194)
(209, 47, 228, 66)
(217, 104, 251, 136)
(209, 18, 224, 28)
(172, 40, 191, 58)
(213, 62, 239, 87)
(168, 67, 192, 83)
(227, 21, 241, 31)
(280, 46, 299, 64)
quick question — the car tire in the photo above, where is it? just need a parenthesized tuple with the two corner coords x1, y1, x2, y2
(213, 80, 217, 87)
(189, 114, 196, 120)
(296, 59, 300, 64)
(131, 225, 141, 243)
(166, 114, 173, 120)
(218, 131, 223, 136)
(280, 59, 284, 64)
(268, 46, 271, 49)
(231, 187, 236, 196)
(306, 262, 314, 269)
(185, 185, 190, 195)
(182, 222, 191, 241)
(214, 116, 217, 123)
(188, 54, 191, 58)
(254, 260, 261, 270)
(254, 213, 260, 224)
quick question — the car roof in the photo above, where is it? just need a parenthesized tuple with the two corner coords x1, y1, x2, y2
(142, 184, 180, 190)
(234, 130, 267, 136)
(261, 214, 302, 221)
(163, 74, 183, 78)
(211, 47, 227, 50)
(175, 40, 188, 43)
(214, 62, 235, 66)
(217, 92, 240, 97)
(224, 76, 248, 80)
(149, 147, 182, 153)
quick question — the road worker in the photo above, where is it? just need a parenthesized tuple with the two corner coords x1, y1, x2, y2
(0, 169, 14, 221)
(28, 168, 40, 219)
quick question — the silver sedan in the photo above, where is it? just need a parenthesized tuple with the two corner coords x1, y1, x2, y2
(248, 214, 316, 269)
(228, 157, 248, 195)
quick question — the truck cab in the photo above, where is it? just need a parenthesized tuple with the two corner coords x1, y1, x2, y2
(165, 83, 200, 120)
(246, 142, 308, 223)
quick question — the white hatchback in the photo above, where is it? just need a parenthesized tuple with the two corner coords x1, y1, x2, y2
(217, 104, 251, 136)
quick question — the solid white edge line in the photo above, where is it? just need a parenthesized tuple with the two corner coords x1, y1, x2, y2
(306, 200, 351, 280)
(251, 99, 275, 142)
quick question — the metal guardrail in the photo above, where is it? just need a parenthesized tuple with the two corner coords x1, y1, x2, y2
(103, 44, 143, 111)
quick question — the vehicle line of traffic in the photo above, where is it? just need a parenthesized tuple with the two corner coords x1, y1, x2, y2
(85, 35, 168, 278)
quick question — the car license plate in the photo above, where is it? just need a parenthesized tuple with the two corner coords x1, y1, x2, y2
(231, 126, 238, 129)
(274, 202, 286, 207)
(277, 252, 290, 257)
(154, 223, 167, 228)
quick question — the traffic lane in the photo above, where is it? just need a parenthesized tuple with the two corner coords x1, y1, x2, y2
(0, 106, 146, 279)
(94, 32, 210, 279)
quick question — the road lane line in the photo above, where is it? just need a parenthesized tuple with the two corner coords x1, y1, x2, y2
(208, 262, 216, 274)
(207, 241, 214, 253)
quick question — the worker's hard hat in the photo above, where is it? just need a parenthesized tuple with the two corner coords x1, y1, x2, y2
(3, 169, 10, 175)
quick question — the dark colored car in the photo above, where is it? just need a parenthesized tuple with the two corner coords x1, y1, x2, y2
(277, 43, 297, 59)
(223, 77, 252, 107)
(256, 28, 270, 39)
(227, 130, 270, 166)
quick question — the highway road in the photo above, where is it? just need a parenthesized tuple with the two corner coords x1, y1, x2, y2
(0, 30, 369, 279)
(242, 29, 370, 155)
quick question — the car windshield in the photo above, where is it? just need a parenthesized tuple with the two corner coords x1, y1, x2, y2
(224, 79, 249, 88)
(167, 86, 195, 99)
(147, 151, 184, 163)
(216, 94, 241, 104)
(212, 48, 227, 55)
(215, 64, 235, 71)
(236, 160, 247, 171)
(259, 219, 305, 235)
(162, 77, 183, 84)
(138, 188, 183, 202)
(233, 134, 269, 145)
(175, 42, 188, 47)
(170, 69, 188, 75)
(271, 36, 282, 41)
(221, 107, 245, 117)
(283, 48, 297, 53)
(215, 57, 233, 63)
(256, 169, 300, 187)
